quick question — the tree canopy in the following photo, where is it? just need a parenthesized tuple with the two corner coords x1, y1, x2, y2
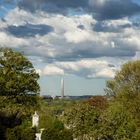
(105, 60, 140, 98)
(63, 60, 140, 140)
(0, 48, 40, 96)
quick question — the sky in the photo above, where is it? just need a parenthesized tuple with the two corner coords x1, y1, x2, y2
(0, 0, 140, 96)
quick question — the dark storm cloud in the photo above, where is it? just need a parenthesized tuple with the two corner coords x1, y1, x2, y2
(17, 0, 140, 20)
(5, 23, 54, 38)
(89, 0, 140, 20)
(17, 0, 88, 13)
(2, 0, 140, 20)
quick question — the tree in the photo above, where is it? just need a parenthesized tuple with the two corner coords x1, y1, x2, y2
(105, 60, 140, 118)
(63, 103, 102, 140)
(105, 60, 140, 98)
(41, 119, 73, 140)
(6, 126, 36, 140)
(0, 48, 40, 96)
(83, 96, 108, 110)
(99, 101, 140, 140)
(103, 60, 140, 140)
(0, 48, 40, 140)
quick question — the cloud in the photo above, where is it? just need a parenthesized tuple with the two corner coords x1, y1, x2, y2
(5, 23, 53, 38)
(0, 6, 140, 79)
(93, 18, 132, 32)
(0, 9, 139, 62)
(64, 29, 93, 43)
(89, 0, 140, 20)
(77, 24, 85, 30)
(39, 59, 116, 78)
(17, 0, 88, 13)
(2, 0, 140, 21)
(95, 68, 115, 78)
(93, 18, 140, 33)
(43, 65, 64, 76)
(0, 32, 29, 48)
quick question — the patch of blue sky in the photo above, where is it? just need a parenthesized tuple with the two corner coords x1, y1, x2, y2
(67, 8, 86, 16)
(0, 3, 16, 18)
(39, 75, 107, 96)
(0, 9, 6, 18)
(129, 13, 140, 23)
(129, 0, 140, 23)
(132, 0, 140, 5)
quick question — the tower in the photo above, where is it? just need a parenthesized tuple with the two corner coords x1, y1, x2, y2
(61, 78, 64, 98)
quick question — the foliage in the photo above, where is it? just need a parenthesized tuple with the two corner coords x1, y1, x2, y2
(38, 99, 74, 140)
(105, 60, 140, 97)
(63, 103, 101, 139)
(62, 60, 140, 140)
(0, 123, 6, 140)
(41, 119, 73, 140)
(1, 58, 140, 140)
(0, 48, 40, 140)
(6, 126, 36, 140)
(99, 101, 140, 140)
(83, 96, 108, 110)
(0, 48, 40, 96)
(103, 60, 140, 140)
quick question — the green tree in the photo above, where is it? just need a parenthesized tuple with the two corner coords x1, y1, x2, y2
(103, 60, 140, 140)
(42, 128, 73, 140)
(99, 100, 140, 140)
(6, 126, 36, 140)
(105, 60, 140, 98)
(0, 48, 40, 96)
(41, 119, 73, 140)
(0, 48, 40, 140)
(105, 60, 140, 118)
(63, 103, 101, 140)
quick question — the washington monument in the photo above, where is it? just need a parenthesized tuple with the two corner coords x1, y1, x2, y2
(61, 78, 64, 98)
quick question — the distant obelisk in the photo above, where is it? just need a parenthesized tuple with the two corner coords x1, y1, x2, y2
(61, 78, 64, 98)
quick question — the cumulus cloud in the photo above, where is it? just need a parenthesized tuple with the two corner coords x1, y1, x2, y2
(0, 32, 29, 48)
(64, 29, 93, 43)
(95, 68, 115, 78)
(0, 8, 139, 62)
(0, 2, 140, 79)
(40, 59, 116, 78)
(43, 65, 64, 76)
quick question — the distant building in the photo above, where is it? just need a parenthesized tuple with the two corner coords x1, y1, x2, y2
(51, 95, 56, 99)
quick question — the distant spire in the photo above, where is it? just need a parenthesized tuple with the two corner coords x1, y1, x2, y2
(61, 78, 64, 98)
